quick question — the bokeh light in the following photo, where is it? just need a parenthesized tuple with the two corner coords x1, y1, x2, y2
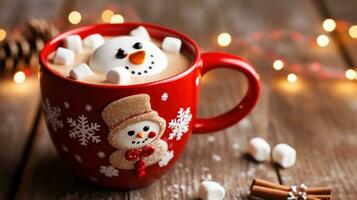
(13, 71, 26, 84)
(68, 11, 82, 24)
(110, 14, 124, 24)
(101, 10, 114, 23)
(349, 25, 357, 39)
(287, 73, 297, 84)
(217, 32, 232, 47)
(273, 59, 284, 70)
(345, 69, 357, 80)
(0, 28, 6, 42)
(322, 19, 336, 32)
(316, 34, 329, 47)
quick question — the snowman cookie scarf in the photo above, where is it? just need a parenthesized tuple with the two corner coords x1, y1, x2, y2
(102, 94, 168, 177)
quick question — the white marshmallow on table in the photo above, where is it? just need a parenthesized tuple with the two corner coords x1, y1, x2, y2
(162, 37, 182, 54)
(53, 47, 75, 65)
(272, 143, 296, 168)
(69, 63, 93, 80)
(130, 26, 150, 40)
(83, 34, 105, 50)
(248, 137, 271, 162)
(106, 67, 131, 84)
(64, 35, 82, 53)
(199, 181, 225, 200)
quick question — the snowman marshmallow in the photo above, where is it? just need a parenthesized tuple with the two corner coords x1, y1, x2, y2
(102, 94, 168, 177)
(89, 26, 182, 84)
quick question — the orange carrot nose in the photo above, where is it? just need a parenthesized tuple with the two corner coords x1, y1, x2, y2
(129, 50, 146, 65)
(136, 132, 144, 139)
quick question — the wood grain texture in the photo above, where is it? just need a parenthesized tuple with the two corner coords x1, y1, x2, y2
(268, 1, 357, 200)
(2, 0, 357, 199)
(323, 0, 357, 65)
(0, 78, 39, 199)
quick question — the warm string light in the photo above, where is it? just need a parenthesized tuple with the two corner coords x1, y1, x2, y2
(349, 25, 357, 39)
(101, 10, 114, 22)
(0, 28, 6, 42)
(287, 73, 298, 84)
(110, 14, 124, 24)
(273, 59, 284, 71)
(322, 19, 336, 32)
(316, 34, 329, 47)
(345, 69, 357, 80)
(13, 71, 26, 84)
(68, 11, 82, 24)
(217, 32, 232, 47)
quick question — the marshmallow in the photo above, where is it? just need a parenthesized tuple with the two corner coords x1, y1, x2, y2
(162, 37, 182, 54)
(199, 181, 225, 200)
(83, 34, 105, 50)
(130, 26, 150, 40)
(247, 137, 271, 162)
(69, 63, 93, 80)
(53, 47, 75, 65)
(64, 35, 82, 53)
(272, 143, 296, 168)
(106, 67, 131, 84)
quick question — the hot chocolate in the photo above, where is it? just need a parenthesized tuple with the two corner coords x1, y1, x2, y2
(47, 26, 192, 85)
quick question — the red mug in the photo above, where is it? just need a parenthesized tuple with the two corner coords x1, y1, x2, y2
(39, 23, 260, 189)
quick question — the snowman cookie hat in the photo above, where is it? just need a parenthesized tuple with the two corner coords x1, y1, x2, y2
(102, 94, 166, 149)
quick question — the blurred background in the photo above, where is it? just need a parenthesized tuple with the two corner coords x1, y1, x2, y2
(0, 0, 357, 199)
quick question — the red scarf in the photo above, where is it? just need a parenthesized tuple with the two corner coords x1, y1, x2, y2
(125, 146, 155, 177)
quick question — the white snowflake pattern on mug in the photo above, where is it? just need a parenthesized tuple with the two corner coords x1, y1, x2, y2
(64, 101, 70, 109)
(97, 151, 106, 159)
(161, 92, 168, 101)
(158, 150, 174, 167)
(74, 154, 83, 163)
(62, 145, 69, 152)
(67, 115, 101, 146)
(43, 98, 63, 132)
(168, 107, 192, 140)
(99, 165, 119, 177)
(85, 104, 92, 112)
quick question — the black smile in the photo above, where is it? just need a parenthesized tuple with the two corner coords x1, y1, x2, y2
(125, 54, 155, 75)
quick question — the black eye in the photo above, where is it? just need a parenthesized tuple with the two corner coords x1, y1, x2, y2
(133, 42, 143, 49)
(127, 130, 135, 136)
(143, 125, 150, 131)
(116, 48, 127, 59)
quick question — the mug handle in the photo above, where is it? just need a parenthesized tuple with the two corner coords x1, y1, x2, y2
(193, 52, 260, 133)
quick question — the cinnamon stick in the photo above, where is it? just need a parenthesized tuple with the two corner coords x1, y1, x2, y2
(307, 195, 331, 200)
(251, 178, 289, 191)
(251, 178, 331, 195)
(251, 185, 327, 200)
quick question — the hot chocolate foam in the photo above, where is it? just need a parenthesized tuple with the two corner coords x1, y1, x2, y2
(47, 36, 191, 85)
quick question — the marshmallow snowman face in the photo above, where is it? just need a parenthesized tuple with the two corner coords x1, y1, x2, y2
(89, 36, 168, 77)
(114, 121, 161, 149)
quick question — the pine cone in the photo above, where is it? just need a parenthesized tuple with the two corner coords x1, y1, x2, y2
(0, 18, 58, 74)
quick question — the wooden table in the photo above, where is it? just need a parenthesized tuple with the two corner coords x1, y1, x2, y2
(1, 0, 356, 199)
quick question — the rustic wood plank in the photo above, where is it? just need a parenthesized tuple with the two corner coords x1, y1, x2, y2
(323, 0, 357, 65)
(0, 0, 67, 198)
(0, 77, 40, 199)
(267, 1, 357, 199)
(0, 0, 42, 199)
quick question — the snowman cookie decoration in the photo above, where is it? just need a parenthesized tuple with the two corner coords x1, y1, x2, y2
(102, 94, 168, 177)
(88, 26, 182, 84)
